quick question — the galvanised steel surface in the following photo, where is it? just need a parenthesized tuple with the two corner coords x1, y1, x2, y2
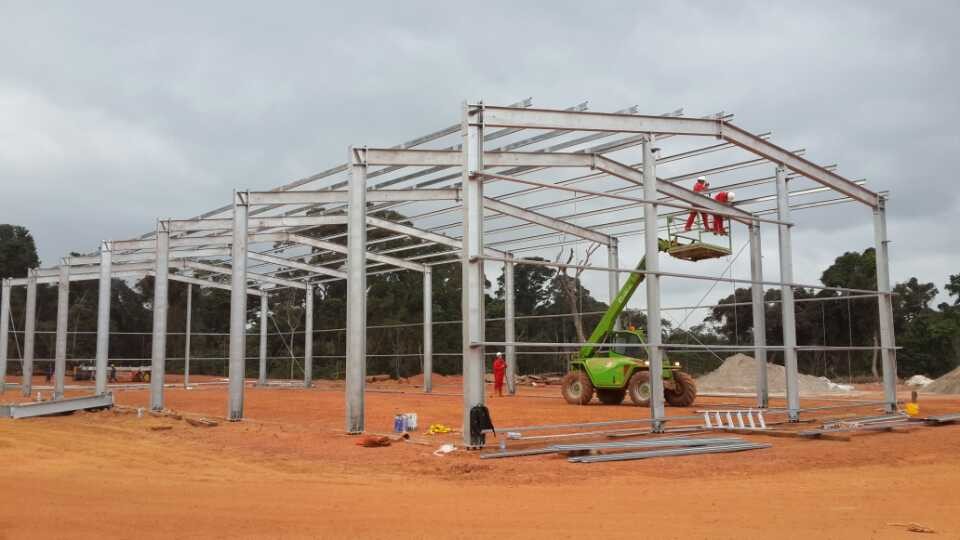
(570, 442, 772, 463)
(228, 194, 248, 420)
(643, 137, 666, 429)
(53, 263, 69, 400)
(0, 278, 10, 393)
(184, 283, 193, 388)
(5, 393, 114, 419)
(422, 268, 433, 394)
(504, 259, 516, 396)
(150, 221, 170, 411)
(94, 242, 112, 396)
(303, 284, 313, 388)
(20, 270, 37, 397)
(749, 222, 768, 408)
(258, 289, 267, 386)
(345, 147, 367, 433)
(873, 199, 898, 412)
(776, 166, 800, 421)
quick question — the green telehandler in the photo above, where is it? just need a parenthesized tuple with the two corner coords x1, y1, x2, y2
(560, 232, 727, 407)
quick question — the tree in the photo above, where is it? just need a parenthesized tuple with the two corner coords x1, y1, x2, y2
(0, 224, 41, 279)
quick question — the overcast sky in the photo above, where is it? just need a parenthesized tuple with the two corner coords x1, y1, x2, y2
(1, 1, 958, 315)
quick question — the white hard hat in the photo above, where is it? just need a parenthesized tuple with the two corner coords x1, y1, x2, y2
(496, 352, 503, 357)
(727, 191, 736, 202)
(696, 176, 706, 182)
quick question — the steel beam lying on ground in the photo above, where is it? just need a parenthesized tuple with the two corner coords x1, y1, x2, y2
(2, 393, 114, 419)
(570, 442, 772, 463)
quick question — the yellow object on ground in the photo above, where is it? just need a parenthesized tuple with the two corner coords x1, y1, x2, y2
(427, 423, 452, 435)
(904, 402, 920, 417)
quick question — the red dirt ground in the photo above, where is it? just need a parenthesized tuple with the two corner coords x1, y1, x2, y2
(2, 378, 959, 539)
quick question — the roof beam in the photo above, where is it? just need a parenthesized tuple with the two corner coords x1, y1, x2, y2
(482, 197, 611, 246)
(246, 189, 460, 206)
(478, 105, 722, 136)
(287, 234, 426, 273)
(176, 260, 308, 290)
(247, 252, 347, 280)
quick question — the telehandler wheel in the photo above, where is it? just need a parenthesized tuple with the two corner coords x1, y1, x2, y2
(664, 371, 697, 407)
(561, 371, 595, 405)
(596, 388, 626, 405)
(627, 371, 652, 406)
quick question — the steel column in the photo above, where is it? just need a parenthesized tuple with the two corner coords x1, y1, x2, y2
(150, 221, 170, 411)
(504, 258, 516, 395)
(228, 192, 249, 420)
(94, 241, 112, 395)
(776, 166, 800, 420)
(0, 279, 10, 394)
(303, 284, 313, 388)
(184, 283, 192, 387)
(54, 263, 70, 400)
(748, 222, 768, 408)
(21, 270, 36, 397)
(462, 104, 486, 446)
(346, 147, 368, 433)
(873, 199, 898, 412)
(642, 137, 666, 429)
(607, 240, 621, 331)
(423, 268, 433, 393)
(258, 290, 267, 386)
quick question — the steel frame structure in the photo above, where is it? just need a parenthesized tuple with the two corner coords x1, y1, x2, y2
(0, 100, 896, 444)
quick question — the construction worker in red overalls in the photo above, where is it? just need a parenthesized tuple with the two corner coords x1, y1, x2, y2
(684, 176, 711, 231)
(492, 352, 507, 397)
(712, 191, 736, 235)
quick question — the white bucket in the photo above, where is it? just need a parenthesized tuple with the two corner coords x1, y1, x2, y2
(404, 412, 418, 431)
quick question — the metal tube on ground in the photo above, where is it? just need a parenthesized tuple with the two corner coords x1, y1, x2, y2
(21, 270, 37, 397)
(748, 222, 767, 408)
(150, 221, 170, 411)
(345, 147, 368, 433)
(94, 241, 112, 395)
(423, 268, 433, 393)
(570, 442, 771, 463)
(504, 258, 516, 395)
(228, 194, 249, 420)
(643, 137, 666, 430)
(776, 166, 800, 421)
(54, 262, 70, 400)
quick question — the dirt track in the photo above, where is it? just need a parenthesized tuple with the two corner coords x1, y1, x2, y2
(2, 379, 959, 539)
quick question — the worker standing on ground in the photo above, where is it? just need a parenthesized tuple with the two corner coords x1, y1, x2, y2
(492, 352, 507, 397)
(712, 191, 736, 235)
(684, 176, 711, 231)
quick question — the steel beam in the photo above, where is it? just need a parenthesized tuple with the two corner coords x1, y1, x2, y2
(288, 234, 425, 273)
(642, 138, 665, 430)
(247, 252, 347, 280)
(0, 279, 10, 394)
(5, 393, 114, 419)
(166, 273, 259, 295)
(21, 270, 37, 397)
(228, 192, 249, 420)
(479, 106, 721, 136)
(720, 123, 877, 207)
(482, 197, 611, 246)
(874, 198, 898, 412)
(150, 222, 170, 411)
(346, 147, 367, 433)
(748, 222, 768, 408)
(53, 263, 69, 400)
(165, 215, 348, 233)
(67, 248, 232, 266)
(245, 189, 459, 206)
(423, 268, 433, 393)
(184, 283, 192, 388)
(303, 284, 313, 388)
(94, 241, 112, 395)
(776, 166, 800, 421)
(179, 260, 307, 290)
(258, 289, 267, 386)
(608, 240, 621, 331)
(462, 104, 486, 446)
(504, 259, 516, 395)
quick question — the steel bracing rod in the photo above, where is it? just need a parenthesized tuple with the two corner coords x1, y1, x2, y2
(477, 104, 876, 207)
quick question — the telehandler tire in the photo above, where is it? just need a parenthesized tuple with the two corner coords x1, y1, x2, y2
(664, 371, 697, 407)
(561, 371, 595, 405)
(596, 388, 626, 405)
(627, 371, 652, 406)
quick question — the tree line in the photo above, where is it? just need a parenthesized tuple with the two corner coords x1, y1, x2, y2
(1, 221, 957, 381)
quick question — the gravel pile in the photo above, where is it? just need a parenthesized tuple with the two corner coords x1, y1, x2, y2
(696, 353, 852, 395)
(923, 366, 960, 395)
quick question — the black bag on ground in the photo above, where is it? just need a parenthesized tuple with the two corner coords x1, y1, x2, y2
(469, 405, 495, 448)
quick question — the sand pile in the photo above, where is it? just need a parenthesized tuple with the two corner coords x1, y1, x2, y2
(923, 366, 960, 395)
(696, 353, 852, 395)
